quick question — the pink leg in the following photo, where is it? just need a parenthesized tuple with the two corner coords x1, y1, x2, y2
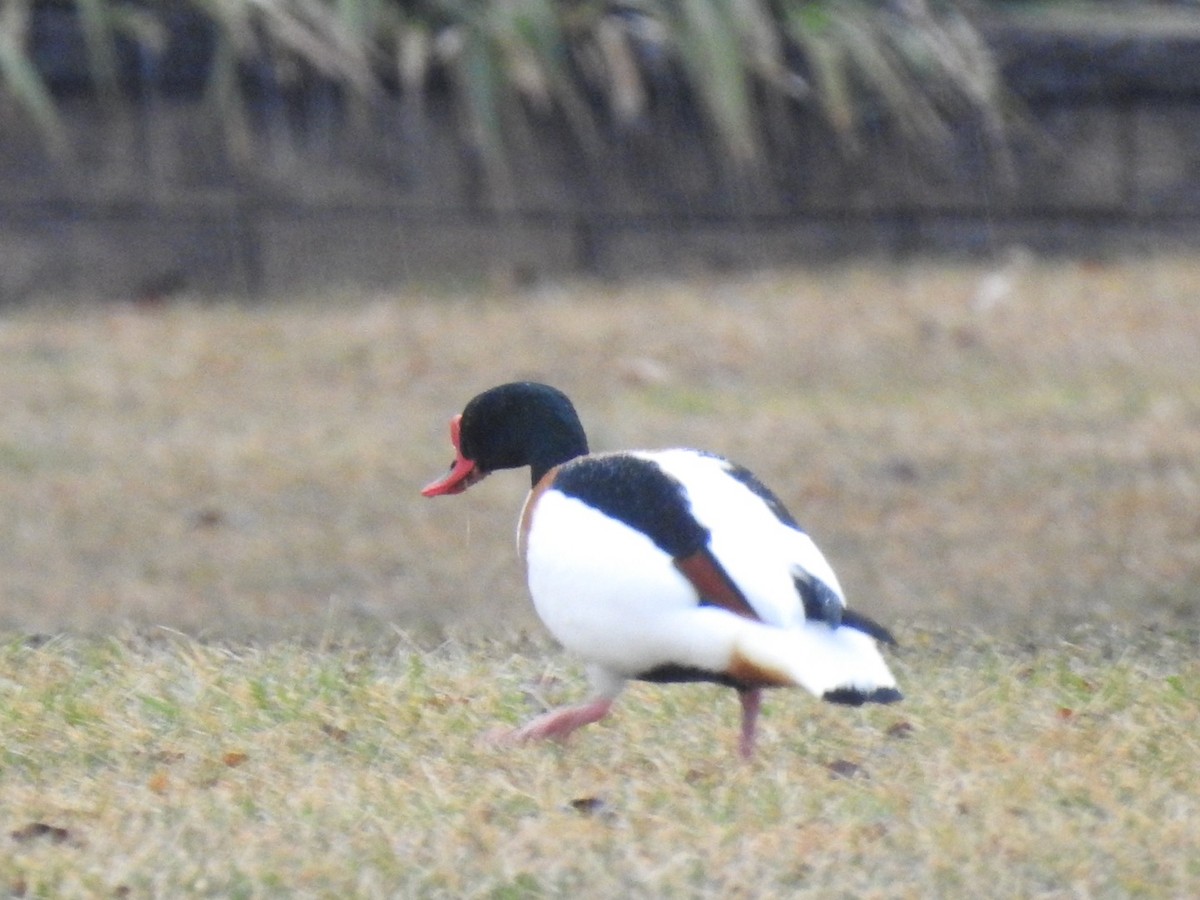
(504, 697, 615, 745)
(738, 688, 762, 760)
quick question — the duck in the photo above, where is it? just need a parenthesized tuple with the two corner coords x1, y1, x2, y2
(422, 382, 900, 758)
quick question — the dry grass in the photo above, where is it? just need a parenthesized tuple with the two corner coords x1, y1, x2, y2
(1, 257, 1197, 639)
(0, 626, 1196, 897)
(1, 257, 1198, 895)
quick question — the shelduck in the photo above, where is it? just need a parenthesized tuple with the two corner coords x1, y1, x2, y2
(423, 382, 900, 758)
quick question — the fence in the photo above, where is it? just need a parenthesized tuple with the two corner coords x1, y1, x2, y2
(2, 10, 1200, 301)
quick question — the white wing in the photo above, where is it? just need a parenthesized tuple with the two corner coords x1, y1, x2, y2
(636, 450, 843, 627)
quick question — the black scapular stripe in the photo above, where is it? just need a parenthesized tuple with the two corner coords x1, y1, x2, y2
(553, 454, 710, 559)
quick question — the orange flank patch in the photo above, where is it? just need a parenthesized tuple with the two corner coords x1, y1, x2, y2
(518, 466, 560, 561)
(674, 550, 760, 622)
(726, 646, 795, 688)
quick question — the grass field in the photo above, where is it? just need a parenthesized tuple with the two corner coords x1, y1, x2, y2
(1, 258, 1198, 895)
(1, 627, 1196, 897)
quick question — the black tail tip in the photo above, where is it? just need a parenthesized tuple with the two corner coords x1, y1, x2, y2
(823, 686, 903, 707)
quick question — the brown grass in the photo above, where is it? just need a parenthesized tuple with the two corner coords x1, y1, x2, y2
(0, 626, 1196, 897)
(1, 257, 1198, 640)
(1, 257, 1198, 895)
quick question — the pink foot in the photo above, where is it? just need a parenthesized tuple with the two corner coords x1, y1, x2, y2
(738, 689, 762, 760)
(495, 697, 614, 746)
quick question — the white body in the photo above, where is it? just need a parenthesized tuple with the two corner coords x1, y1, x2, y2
(521, 450, 897, 700)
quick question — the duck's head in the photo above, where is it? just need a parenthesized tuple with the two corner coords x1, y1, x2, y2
(422, 382, 590, 496)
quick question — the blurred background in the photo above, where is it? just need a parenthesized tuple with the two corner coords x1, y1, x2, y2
(0, 1, 1197, 641)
